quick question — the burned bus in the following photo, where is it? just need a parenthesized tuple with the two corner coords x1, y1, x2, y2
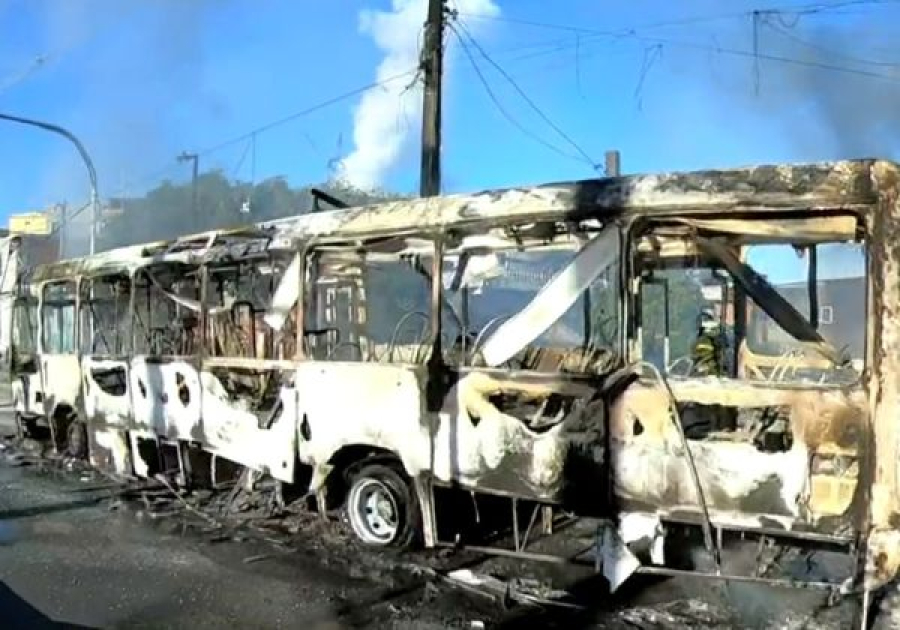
(9, 159, 900, 626)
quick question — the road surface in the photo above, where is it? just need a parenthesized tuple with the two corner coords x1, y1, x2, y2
(0, 406, 858, 629)
(0, 409, 485, 629)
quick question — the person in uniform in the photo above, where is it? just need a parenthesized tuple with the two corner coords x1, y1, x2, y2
(691, 308, 724, 377)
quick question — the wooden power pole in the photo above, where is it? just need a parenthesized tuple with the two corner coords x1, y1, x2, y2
(419, 0, 445, 198)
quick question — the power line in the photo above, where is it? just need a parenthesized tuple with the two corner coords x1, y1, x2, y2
(55, 201, 91, 231)
(122, 36, 581, 195)
(124, 68, 419, 192)
(449, 23, 586, 165)
(458, 1, 900, 34)
(120, 1, 900, 198)
(453, 19, 599, 169)
(458, 11, 900, 84)
(195, 69, 419, 159)
(762, 19, 900, 67)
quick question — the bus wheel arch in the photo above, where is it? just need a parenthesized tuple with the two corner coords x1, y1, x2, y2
(324, 445, 421, 549)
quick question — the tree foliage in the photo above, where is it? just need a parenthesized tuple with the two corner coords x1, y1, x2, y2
(98, 171, 409, 250)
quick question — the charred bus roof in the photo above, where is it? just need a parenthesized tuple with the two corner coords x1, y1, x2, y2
(30, 158, 891, 285)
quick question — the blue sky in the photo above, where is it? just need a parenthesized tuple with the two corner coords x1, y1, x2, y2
(0, 0, 897, 279)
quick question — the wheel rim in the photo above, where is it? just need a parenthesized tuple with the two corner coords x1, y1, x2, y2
(349, 478, 400, 545)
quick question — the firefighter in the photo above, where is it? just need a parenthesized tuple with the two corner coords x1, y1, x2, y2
(691, 308, 724, 377)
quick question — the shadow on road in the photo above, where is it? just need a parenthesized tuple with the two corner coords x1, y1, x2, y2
(0, 581, 95, 629)
(0, 496, 108, 521)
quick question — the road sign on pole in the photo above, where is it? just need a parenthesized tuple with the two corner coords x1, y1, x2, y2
(8, 212, 52, 235)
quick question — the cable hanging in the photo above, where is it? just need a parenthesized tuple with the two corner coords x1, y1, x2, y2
(454, 18, 599, 170)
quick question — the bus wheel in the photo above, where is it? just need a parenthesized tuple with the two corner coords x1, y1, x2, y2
(66, 421, 88, 460)
(344, 463, 419, 549)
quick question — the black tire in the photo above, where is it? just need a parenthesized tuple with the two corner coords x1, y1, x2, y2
(343, 463, 420, 549)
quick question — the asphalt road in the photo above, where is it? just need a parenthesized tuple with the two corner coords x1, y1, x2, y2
(0, 406, 858, 630)
(0, 408, 481, 630)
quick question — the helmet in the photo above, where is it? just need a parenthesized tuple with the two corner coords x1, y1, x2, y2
(698, 308, 718, 332)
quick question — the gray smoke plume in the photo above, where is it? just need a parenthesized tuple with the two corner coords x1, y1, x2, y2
(739, 18, 900, 160)
(339, 0, 500, 191)
(22, 0, 226, 255)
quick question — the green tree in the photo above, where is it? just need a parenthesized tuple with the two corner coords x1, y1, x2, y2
(98, 171, 408, 250)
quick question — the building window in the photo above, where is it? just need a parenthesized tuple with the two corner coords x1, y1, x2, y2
(819, 305, 834, 325)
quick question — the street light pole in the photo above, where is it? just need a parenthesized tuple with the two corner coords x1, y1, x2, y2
(177, 151, 199, 232)
(0, 112, 100, 254)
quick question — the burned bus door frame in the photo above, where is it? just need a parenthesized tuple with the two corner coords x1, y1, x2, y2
(80, 271, 135, 475)
(197, 255, 298, 486)
(37, 278, 82, 453)
(419, 223, 623, 556)
(10, 293, 42, 431)
(128, 262, 204, 479)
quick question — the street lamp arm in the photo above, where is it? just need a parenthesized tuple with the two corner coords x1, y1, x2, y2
(0, 112, 98, 197)
(0, 112, 100, 254)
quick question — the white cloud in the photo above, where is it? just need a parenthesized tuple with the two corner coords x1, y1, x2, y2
(339, 0, 500, 191)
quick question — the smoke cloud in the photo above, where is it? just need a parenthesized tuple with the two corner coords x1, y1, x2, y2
(339, 0, 500, 191)
(21, 0, 225, 255)
(729, 19, 900, 159)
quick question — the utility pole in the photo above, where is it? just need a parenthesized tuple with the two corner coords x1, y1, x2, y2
(57, 202, 68, 260)
(178, 151, 199, 231)
(419, 0, 445, 198)
(604, 150, 621, 177)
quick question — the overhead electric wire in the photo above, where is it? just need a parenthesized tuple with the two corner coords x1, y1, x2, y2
(194, 69, 418, 159)
(454, 19, 599, 169)
(449, 24, 587, 165)
(124, 68, 420, 192)
(123, 35, 599, 194)
(53, 201, 91, 232)
(762, 19, 900, 67)
(457, 0, 900, 34)
(458, 11, 900, 84)
(123, 0, 900, 197)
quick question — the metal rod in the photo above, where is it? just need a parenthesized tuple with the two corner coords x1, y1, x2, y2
(635, 565, 841, 592)
(511, 497, 520, 552)
(662, 278, 670, 369)
(520, 503, 541, 552)
(435, 541, 590, 565)
(641, 361, 722, 573)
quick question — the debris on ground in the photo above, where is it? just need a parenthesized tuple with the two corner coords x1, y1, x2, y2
(443, 568, 580, 610)
(0, 433, 859, 629)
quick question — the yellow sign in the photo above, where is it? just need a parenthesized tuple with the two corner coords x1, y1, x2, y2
(8, 212, 52, 235)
